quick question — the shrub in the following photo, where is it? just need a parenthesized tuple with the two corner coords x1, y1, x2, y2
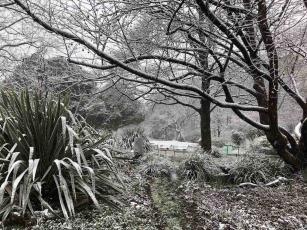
(140, 162, 173, 178)
(249, 136, 276, 155)
(178, 153, 224, 181)
(228, 155, 291, 184)
(210, 146, 222, 158)
(139, 153, 176, 178)
(231, 131, 245, 146)
(119, 128, 152, 153)
(245, 128, 263, 141)
(212, 139, 225, 148)
(0, 91, 123, 220)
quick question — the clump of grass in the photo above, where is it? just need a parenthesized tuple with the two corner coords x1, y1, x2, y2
(178, 153, 224, 181)
(228, 155, 292, 184)
(139, 154, 176, 178)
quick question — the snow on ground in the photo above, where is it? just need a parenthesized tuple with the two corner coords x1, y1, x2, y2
(149, 140, 200, 152)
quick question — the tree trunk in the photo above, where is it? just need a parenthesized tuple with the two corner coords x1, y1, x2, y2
(197, 8, 212, 152)
(301, 107, 307, 174)
(299, 118, 307, 170)
(200, 98, 211, 151)
(301, 127, 307, 180)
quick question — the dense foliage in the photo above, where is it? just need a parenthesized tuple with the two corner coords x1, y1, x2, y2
(0, 91, 122, 220)
(178, 153, 225, 181)
(231, 131, 245, 147)
(3, 53, 144, 130)
(82, 84, 145, 129)
(229, 155, 291, 184)
(118, 128, 152, 153)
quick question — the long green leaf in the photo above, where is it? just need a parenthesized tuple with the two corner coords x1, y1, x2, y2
(11, 169, 28, 204)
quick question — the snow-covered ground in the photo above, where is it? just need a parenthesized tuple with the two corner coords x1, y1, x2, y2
(149, 140, 200, 152)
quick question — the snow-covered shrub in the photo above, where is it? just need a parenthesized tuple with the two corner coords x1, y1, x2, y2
(211, 146, 222, 158)
(140, 154, 176, 178)
(178, 153, 224, 181)
(245, 128, 263, 141)
(229, 155, 291, 184)
(212, 139, 225, 148)
(141, 162, 173, 178)
(118, 128, 152, 152)
(249, 136, 276, 155)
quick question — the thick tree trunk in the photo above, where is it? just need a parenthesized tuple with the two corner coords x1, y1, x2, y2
(200, 98, 211, 151)
(295, 117, 307, 181)
(197, 8, 212, 152)
(242, 0, 270, 126)
(256, 0, 301, 170)
(299, 118, 307, 168)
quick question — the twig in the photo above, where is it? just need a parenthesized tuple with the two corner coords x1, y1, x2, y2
(238, 177, 292, 188)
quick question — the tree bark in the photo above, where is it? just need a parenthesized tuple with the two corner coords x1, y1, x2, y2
(242, 0, 270, 125)
(256, 0, 301, 170)
(200, 98, 211, 151)
(198, 8, 212, 152)
(299, 118, 307, 168)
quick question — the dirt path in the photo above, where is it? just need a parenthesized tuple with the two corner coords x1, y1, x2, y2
(145, 177, 307, 229)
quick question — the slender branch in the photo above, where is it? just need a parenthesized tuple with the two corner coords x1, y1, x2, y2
(0, 2, 15, 7)
(14, 0, 268, 113)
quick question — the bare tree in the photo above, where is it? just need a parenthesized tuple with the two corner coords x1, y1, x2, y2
(0, 0, 60, 80)
(6, 0, 307, 170)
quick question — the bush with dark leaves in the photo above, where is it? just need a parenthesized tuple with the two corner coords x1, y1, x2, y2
(0, 91, 123, 220)
(231, 131, 245, 146)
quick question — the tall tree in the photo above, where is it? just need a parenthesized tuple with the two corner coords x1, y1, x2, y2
(5, 0, 307, 171)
